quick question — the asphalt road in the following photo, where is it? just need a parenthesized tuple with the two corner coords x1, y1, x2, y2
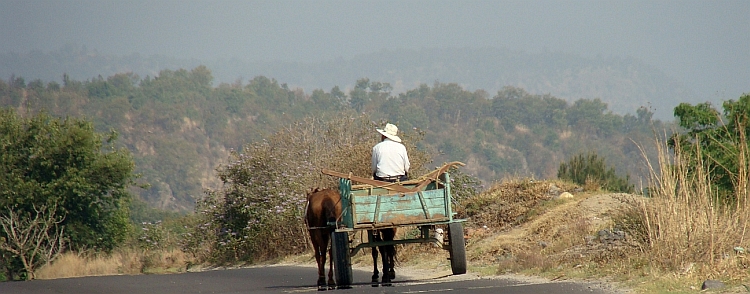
(0, 266, 619, 294)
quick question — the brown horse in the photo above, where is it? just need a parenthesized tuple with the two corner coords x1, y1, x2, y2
(369, 228, 396, 287)
(305, 188, 342, 290)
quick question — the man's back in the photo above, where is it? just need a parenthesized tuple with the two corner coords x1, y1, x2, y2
(372, 138, 409, 179)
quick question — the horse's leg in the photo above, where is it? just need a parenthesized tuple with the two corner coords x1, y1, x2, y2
(385, 229, 396, 280)
(378, 242, 392, 286)
(312, 232, 326, 290)
(388, 244, 396, 279)
(324, 231, 335, 290)
(368, 230, 380, 286)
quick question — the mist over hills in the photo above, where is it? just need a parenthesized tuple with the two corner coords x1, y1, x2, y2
(1, 46, 697, 120)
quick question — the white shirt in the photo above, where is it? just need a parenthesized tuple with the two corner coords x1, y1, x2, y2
(371, 138, 410, 178)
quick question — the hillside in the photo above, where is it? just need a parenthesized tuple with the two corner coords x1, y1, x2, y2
(1, 66, 666, 211)
(0, 46, 697, 119)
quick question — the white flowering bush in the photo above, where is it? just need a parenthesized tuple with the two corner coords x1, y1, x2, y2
(193, 115, 432, 263)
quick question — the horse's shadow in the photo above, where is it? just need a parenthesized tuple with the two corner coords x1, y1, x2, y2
(264, 271, 455, 291)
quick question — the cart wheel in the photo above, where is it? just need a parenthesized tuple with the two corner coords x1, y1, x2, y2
(331, 231, 353, 288)
(448, 223, 467, 275)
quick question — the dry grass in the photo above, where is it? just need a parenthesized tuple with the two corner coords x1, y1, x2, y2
(455, 178, 580, 230)
(28, 128, 750, 293)
(625, 132, 750, 284)
(34, 248, 192, 279)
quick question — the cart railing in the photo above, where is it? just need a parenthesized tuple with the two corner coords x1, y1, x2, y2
(325, 162, 466, 231)
(337, 174, 454, 230)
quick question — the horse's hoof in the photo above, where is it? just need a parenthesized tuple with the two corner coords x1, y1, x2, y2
(389, 270, 396, 280)
(327, 285, 336, 290)
(317, 285, 327, 291)
(382, 277, 392, 287)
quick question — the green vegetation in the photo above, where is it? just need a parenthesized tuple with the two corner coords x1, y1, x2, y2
(190, 115, 433, 262)
(670, 94, 750, 202)
(0, 67, 663, 211)
(0, 109, 135, 279)
(10, 65, 750, 292)
(558, 152, 634, 193)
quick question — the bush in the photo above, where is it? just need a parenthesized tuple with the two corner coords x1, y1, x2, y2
(670, 94, 750, 202)
(557, 152, 634, 193)
(194, 115, 432, 263)
(620, 126, 750, 277)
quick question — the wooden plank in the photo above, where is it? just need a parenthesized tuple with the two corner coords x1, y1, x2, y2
(351, 191, 444, 205)
(417, 192, 431, 219)
(353, 217, 451, 229)
(352, 190, 449, 224)
(321, 169, 413, 193)
(323, 162, 465, 194)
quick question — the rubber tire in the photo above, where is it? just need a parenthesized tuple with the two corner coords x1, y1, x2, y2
(448, 223, 467, 275)
(331, 231, 353, 288)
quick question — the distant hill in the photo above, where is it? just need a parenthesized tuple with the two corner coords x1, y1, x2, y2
(1, 46, 695, 120)
(0, 66, 667, 211)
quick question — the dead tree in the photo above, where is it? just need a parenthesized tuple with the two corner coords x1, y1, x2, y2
(0, 203, 65, 280)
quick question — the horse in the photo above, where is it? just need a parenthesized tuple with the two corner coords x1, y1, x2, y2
(369, 228, 397, 287)
(305, 188, 342, 291)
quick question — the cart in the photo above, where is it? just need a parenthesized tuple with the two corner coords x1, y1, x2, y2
(322, 162, 468, 287)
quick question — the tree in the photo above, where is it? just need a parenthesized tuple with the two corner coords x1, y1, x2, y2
(0, 203, 65, 280)
(0, 109, 135, 252)
(671, 95, 750, 200)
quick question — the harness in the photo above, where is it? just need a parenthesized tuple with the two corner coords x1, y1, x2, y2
(304, 193, 344, 231)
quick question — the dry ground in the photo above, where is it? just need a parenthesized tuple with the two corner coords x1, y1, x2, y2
(278, 185, 638, 293)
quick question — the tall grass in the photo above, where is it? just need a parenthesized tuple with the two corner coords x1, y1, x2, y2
(628, 127, 750, 278)
(34, 248, 189, 279)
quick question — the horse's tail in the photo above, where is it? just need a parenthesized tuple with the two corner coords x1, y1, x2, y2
(304, 187, 324, 229)
(323, 195, 338, 228)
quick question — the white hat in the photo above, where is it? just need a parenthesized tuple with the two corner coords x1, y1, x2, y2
(376, 123, 401, 143)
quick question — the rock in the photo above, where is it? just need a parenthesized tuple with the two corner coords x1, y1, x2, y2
(596, 229, 627, 244)
(556, 192, 574, 199)
(584, 235, 596, 245)
(701, 279, 725, 290)
(548, 184, 561, 195)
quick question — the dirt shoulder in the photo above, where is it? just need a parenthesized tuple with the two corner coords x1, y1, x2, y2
(272, 191, 636, 293)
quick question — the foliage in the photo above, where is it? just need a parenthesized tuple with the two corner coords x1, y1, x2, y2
(620, 119, 750, 279)
(1, 67, 664, 212)
(670, 94, 750, 201)
(446, 167, 483, 204)
(557, 152, 634, 193)
(195, 115, 431, 263)
(0, 109, 135, 252)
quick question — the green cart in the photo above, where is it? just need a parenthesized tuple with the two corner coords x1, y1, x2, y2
(322, 162, 468, 287)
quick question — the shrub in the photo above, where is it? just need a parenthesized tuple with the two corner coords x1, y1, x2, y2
(557, 152, 634, 193)
(620, 124, 750, 277)
(195, 114, 432, 263)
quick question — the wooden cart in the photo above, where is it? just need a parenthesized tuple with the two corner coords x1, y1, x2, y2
(322, 162, 468, 287)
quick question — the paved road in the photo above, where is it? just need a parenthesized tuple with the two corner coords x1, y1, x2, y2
(0, 266, 619, 294)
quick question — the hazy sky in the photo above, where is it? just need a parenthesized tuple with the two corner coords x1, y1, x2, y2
(1, 0, 748, 102)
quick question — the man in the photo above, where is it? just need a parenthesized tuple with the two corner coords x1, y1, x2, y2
(372, 123, 410, 183)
